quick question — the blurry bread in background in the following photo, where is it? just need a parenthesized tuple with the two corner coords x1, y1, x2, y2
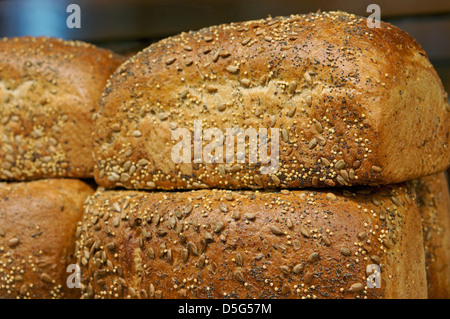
(415, 172, 450, 299)
(0, 179, 94, 298)
(0, 36, 124, 181)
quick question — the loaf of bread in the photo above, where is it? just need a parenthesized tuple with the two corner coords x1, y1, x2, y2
(0, 179, 94, 298)
(415, 172, 450, 299)
(0, 37, 124, 181)
(76, 183, 427, 299)
(93, 11, 450, 191)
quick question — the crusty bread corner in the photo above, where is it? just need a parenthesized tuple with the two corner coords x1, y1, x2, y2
(0, 179, 94, 299)
(415, 172, 450, 299)
(76, 183, 427, 299)
(93, 11, 450, 191)
(0, 36, 125, 181)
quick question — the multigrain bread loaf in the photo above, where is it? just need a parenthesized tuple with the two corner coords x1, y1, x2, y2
(415, 173, 450, 299)
(0, 37, 124, 181)
(0, 179, 94, 299)
(93, 11, 450, 191)
(76, 184, 427, 299)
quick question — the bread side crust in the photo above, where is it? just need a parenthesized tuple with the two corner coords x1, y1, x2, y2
(415, 172, 450, 299)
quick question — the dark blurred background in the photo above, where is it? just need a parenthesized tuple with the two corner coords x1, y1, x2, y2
(0, 0, 449, 92)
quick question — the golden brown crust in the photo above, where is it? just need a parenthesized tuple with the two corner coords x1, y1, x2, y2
(415, 172, 450, 299)
(0, 36, 125, 181)
(0, 179, 94, 299)
(94, 11, 450, 191)
(76, 183, 427, 299)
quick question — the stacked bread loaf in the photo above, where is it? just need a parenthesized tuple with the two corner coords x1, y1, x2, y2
(1, 11, 449, 299)
(0, 37, 124, 298)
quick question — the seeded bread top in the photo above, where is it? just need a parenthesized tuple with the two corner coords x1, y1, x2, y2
(0, 36, 124, 181)
(76, 183, 427, 299)
(94, 11, 449, 191)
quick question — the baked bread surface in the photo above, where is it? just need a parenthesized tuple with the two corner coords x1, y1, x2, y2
(94, 11, 450, 190)
(76, 183, 427, 299)
(0, 179, 94, 298)
(416, 172, 450, 299)
(0, 36, 124, 181)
